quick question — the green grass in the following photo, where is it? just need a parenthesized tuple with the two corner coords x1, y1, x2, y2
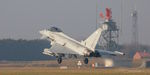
(0, 67, 150, 75)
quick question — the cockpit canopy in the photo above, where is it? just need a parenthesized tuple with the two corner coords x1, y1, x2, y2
(48, 27, 62, 32)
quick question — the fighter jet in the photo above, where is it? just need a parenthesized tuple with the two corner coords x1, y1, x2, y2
(39, 24, 125, 64)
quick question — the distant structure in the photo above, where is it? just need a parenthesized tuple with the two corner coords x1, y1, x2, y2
(133, 51, 150, 60)
(98, 8, 119, 51)
(131, 9, 138, 50)
(133, 51, 150, 68)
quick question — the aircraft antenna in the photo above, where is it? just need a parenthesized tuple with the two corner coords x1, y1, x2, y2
(96, 0, 98, 29)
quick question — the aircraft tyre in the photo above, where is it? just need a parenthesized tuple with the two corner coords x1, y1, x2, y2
(57, 57, 62, 64)
(84, 58, 88, 64)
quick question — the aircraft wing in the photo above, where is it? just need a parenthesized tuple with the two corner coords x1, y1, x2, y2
(95, 49, 125, 56)
(48, 43, 79, 55)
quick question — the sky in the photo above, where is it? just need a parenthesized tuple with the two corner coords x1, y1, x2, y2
(0, 0, 150, 45)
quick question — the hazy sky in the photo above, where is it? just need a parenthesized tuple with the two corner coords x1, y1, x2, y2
(0, 0, 150, 45)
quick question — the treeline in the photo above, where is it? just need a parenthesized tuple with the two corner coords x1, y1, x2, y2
(0, 39, 55, 61)
(121, 44, 150, 58)
(0, 39, 150, 61)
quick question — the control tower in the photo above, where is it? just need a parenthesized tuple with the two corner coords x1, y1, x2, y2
(98, 8, 119, 51)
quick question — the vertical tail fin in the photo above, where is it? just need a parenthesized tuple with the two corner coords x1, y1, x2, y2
(81, 24, 108, 51)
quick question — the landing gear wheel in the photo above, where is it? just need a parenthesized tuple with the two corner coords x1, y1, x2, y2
(57, 57, 62, 64)
(84, 58, 88, 64)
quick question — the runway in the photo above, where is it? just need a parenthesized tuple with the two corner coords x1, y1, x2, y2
(0, 67, 150, 75)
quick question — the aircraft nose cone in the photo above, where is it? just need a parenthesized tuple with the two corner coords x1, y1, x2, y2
(39, 31, 43, 34)
(39, 30, 45, 35)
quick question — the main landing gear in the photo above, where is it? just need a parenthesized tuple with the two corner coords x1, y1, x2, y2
(84, 58, 88, 64)
(56, 56, 89, 64)
(57, 57, 62, 64)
